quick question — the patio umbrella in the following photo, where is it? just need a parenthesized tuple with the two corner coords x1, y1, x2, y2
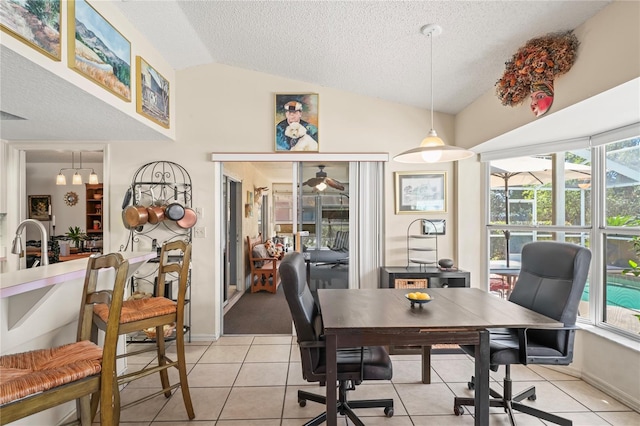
(490, 156, 590, 266)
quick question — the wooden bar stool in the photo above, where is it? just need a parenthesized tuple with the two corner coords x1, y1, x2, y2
(92, 240, 194, 419)
(0, 253, 129, 425)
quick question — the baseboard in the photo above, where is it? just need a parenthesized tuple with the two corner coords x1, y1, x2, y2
(581, 371, 640, 412)
(190, 333, 220, 341)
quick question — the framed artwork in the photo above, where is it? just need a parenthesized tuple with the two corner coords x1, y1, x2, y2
(274, 93, 319, 152)
(67, 0, 131, 101)
(28, 195, 51, 220)
(0, 0, 61, 61)
(395, 171, 447, 214)
(136, 56, 170, 128)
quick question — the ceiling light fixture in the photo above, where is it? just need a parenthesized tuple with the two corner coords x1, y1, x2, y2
(303, 165, 345, 192)
(394, 24, 474, 164)
(55, 152, 99, 186)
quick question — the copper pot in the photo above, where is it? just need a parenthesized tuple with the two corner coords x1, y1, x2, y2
(125, 205, 148, 227)
(176, 207, 197, 229)
(147, 189, 165, 224)
(124, 188, 148, 227)
(147, 204, 166, 224)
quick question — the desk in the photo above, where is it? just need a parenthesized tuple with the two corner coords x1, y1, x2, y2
(318, 288, 563, 426)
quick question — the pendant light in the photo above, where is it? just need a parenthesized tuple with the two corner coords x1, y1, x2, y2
(394, 24, 474, 163)
(55, 152, 100, 185)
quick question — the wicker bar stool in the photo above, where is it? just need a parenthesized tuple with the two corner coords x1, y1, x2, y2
(0, 253, 129, 425)
(92, 240, 194, 419)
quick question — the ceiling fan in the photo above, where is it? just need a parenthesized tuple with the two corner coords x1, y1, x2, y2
(304, 165, 345, 191)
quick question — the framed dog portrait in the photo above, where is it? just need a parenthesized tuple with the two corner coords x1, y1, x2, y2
(28, 195, 51, 220)
(274, 93, 319, 152)
(395, 171, 447, 214)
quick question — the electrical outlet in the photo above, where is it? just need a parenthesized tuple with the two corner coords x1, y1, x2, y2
(193, 227, 206, 238)
(195, 207, 204, 218)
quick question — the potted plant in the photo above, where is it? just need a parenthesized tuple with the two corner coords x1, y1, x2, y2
(66, 226, 87, 249)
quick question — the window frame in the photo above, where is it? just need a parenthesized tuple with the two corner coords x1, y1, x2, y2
(484, 129, 640, 340)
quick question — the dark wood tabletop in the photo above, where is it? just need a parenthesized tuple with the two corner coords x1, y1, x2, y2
(318, 288, 563, 426)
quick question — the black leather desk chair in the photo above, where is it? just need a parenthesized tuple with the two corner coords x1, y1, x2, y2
(280, 252, 394, 426)
(454, 241, 591, 426)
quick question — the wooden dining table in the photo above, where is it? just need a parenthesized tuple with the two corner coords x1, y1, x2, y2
(317, 288, 563, 426)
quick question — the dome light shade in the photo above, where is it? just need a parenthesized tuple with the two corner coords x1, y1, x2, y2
(394, 24, 474, 164)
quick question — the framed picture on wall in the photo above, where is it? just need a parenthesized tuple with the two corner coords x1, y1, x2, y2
(394, 171, 446, 214)
(67, 0, 131, 101)
(0, 0, 62, 61)
(28, 195, 51, 220)
(274, 93, 319, 152)
(136, 56, 170, 128)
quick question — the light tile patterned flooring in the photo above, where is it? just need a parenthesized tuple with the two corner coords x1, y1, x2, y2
(115, 335, 639, 425)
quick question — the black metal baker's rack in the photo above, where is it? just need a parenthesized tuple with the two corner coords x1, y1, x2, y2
(122, 161, 193, 343)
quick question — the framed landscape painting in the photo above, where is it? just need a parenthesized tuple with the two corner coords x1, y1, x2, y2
(0, 0, 61, 61)
(136, 56, 170, 128)
(395, 171, 447, 214)
(274, 93, 319, 152)
(67, 0, 131, 101)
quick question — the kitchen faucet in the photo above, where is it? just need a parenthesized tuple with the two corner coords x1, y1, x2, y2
(11, 219, 49, 267)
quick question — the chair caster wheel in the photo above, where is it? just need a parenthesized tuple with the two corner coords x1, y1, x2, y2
(454, 405, 464, 416)
(384, 407, 394, 417)
(298, 399, 306, 407)
(467, 381, 474, 390)
(528, 394, 537, 401)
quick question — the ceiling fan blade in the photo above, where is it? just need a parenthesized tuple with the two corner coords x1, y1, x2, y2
(304, 177, 323, 187)
(325, 177, 345, 191)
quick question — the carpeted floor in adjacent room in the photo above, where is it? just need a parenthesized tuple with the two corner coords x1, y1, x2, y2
(223, 285, 293, 335)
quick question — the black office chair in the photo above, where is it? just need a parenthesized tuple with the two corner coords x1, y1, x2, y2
(280, 252, 394, 426)
(454, 241, 591, 426)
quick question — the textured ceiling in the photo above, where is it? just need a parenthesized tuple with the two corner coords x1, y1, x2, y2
(0, 0, 611, 144)
(113, 0, 610, 114)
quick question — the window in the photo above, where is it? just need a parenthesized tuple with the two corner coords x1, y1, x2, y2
(487, 134, 640, 337)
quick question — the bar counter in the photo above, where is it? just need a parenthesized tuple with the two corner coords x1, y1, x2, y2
(1, 251, 155, 298)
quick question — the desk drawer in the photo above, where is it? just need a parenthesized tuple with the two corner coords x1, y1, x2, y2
(394, 278, 428, 289)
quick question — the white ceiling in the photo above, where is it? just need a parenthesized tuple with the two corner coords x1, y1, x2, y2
(0, 1, 611, 145)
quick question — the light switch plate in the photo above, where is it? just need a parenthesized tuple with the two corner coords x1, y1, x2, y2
(193, 227, 206, 238)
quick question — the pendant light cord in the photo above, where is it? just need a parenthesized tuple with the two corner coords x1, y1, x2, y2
(430, 30, 434, 130)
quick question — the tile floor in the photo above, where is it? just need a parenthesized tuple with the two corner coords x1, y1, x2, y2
(115, 335, 639, 425)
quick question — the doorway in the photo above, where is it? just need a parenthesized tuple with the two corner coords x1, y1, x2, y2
(223, 175, 242, 308)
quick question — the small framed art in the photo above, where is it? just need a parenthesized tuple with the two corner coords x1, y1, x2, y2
(274, 93, 319, 152)
(395, 171, 446, 214)
(28, 195, 51, 220)
(136, 56, 170, 128)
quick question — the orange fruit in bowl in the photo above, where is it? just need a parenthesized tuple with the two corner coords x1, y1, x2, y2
(407, 292, 417, 300)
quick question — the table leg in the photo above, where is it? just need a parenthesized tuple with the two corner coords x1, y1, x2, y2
(421, 345, 431, 384)
(325, 333, 337, 426)
(474, 330, 490, 426)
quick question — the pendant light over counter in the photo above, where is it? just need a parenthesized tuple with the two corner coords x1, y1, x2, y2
(55, 152, 99, 185)
(394, 24, 474, 164)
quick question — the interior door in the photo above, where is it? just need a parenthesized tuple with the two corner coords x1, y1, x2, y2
(223, 176, 242, 304)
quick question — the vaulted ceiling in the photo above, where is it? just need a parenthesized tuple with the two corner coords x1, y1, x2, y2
(0, 1, 612, 145)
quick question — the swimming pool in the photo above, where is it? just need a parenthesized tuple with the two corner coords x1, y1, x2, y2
(581, 275, 640, 310)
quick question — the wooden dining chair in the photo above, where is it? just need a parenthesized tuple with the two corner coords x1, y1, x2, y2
(92, 240, 194, 419)
(0, 253, 129, 425)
